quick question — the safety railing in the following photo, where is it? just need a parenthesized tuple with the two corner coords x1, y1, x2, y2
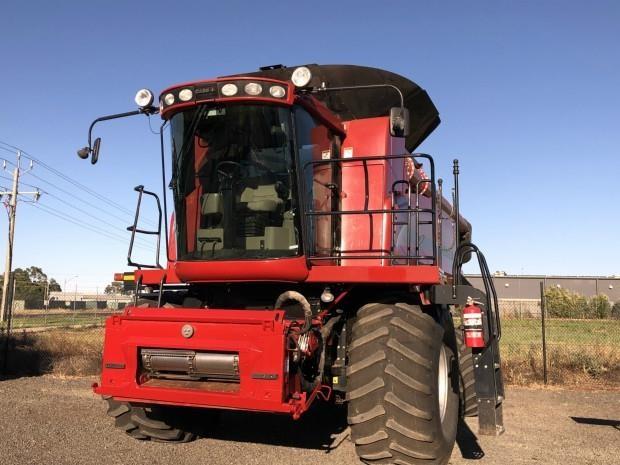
(301, 153, 437, 265)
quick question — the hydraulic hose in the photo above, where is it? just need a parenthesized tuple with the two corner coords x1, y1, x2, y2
(314, 315, 342, 387)
(275, 291, 313, 333)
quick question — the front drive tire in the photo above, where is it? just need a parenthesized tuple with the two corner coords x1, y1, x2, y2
(105, 398, 197, 443)
(455, 330, 478, 417)
(347, 303, 459, 465)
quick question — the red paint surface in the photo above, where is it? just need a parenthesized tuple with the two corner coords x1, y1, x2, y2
(94, 308, 316, 416)
(174, 256, 309, 282)
(306, 265, 440, 284)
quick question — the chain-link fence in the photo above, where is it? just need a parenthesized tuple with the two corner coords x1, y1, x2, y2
(499, 292, 620, 386)
(0, 287, 128, 376)
(2, 285, 619, 385)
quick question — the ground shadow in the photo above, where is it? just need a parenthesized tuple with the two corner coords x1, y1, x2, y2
(171, 405, 488, 455)
(0, 331, 53, 379)
(173, 401, 349, 451)
(456, 417, 485, 460)
(571, 416, 620, 431)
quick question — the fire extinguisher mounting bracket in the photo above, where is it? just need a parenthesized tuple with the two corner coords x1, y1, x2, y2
(430, 284, 486, 306)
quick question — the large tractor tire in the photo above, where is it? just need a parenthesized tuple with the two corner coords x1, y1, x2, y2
(455, 330, 478, 417)
(347, 303, 459, 465)
(105, 398, 196, 442)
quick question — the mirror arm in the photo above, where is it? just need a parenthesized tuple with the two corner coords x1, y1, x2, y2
(86, 106, 158, 150)
(79, 106, 158, 160)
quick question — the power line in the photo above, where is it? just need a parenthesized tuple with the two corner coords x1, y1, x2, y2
(4, 172, 152, 248)
(0, 140, 159, 227)
(0, 141, 137, 216)
(25, 170, 156, 228)
(3, 170, 153, 248)
(36, 189, 153, 248)
(26, 202, 154, 253)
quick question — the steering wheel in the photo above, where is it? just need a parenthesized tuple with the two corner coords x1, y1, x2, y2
(215, 161, 242, 180)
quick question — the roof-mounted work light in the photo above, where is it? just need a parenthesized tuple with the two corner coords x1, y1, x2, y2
(134, 88, 154, 108)
(291, 66, 312, 87)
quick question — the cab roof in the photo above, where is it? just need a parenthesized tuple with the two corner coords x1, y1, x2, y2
(225, 64, 440, 152)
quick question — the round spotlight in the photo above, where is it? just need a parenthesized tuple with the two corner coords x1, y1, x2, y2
(178, 88, 193, 102)
(134, 88, 154, 108)
(244, 82, 263, 96)
(269, 85, 286, 98)
(291, 66, 312, 87)
(221, 83, 238, 96)
(163, 93, 175, 105)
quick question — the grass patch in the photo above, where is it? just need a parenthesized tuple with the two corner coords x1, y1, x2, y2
(498, 318, 620, 387)
(501, 343, 620, 387)
(0, 328, 104, 377)
(501, 318, 620, 347)
(9, 312, 111, 329)
(1, 318, 618, 386)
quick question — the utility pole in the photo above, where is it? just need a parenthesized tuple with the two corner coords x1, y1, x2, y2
(0, 150, 40, 322)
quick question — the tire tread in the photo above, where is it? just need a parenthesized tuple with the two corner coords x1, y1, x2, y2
(348, 303, 458, 465)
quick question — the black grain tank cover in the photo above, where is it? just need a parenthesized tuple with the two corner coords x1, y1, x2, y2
(224, 64, 440, 152)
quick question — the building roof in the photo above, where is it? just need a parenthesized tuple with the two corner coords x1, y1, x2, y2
(466, 274, 620, 280)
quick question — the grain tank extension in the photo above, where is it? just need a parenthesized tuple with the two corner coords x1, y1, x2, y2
(78, 64, 504, 465)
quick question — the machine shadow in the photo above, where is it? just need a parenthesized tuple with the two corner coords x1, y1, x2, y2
(455, 418, 485, 460)
(191, 401, 349, 450)
(570, 416, 620, 430)
(0, 331, 53, 380)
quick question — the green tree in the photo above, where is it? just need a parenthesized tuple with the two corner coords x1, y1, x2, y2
(0, 267, 63, 308)
(611, 301, 620, 320)
(589, 294, 611, 319)
(544, 287, 573, 318)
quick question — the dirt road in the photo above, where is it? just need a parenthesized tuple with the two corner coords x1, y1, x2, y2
(0, 376, 617, 465)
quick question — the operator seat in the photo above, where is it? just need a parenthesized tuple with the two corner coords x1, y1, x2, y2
(239, 184, 283, 212)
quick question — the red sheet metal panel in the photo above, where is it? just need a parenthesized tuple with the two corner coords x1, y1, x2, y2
(94, 308, 297, 414)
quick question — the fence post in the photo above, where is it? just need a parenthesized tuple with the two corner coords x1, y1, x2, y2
(540, 281, 548, 385)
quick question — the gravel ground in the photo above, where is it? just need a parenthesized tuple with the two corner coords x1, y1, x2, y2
(0, 376, 618, 465)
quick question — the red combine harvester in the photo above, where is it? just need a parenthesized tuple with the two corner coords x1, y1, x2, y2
(78, 64, 504, 465)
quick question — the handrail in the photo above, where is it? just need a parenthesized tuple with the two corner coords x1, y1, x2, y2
(453, 242, 501, 341)
(301, 153, 437, 264)
(127, 185, 163, 269)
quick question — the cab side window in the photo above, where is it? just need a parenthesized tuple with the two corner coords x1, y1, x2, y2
(294, 108, 339, 257)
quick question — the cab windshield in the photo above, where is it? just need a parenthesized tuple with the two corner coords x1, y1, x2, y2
(170, 104, 299, 260)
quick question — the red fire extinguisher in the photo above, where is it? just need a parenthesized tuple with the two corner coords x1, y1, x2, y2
(463, 298, 485, 348)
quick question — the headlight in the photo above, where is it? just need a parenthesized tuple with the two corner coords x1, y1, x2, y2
(244, 82, 263, 96)
(221, 83, 238, 96)
(269, 85, 286, 98)
(291, 66, 312, 87)
(163, 93, 175, 105)
(178, 88, 193, 102)
(134, 88, 154, 108)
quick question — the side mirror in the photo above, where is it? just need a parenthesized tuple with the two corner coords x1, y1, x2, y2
(390, 107, 410, 137)
(91, 138, 101, 164)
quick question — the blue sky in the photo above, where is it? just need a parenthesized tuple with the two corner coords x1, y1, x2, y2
(1, 1, 619, 290)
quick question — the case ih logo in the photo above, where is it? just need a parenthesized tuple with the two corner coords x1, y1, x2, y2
(181, 325, 194, 338)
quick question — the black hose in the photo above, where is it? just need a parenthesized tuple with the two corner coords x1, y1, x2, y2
(275, 291, 313, 333)
(314, 315, 342, 387)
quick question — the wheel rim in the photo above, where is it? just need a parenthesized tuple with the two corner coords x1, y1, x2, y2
(438, 345, 449, 424)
